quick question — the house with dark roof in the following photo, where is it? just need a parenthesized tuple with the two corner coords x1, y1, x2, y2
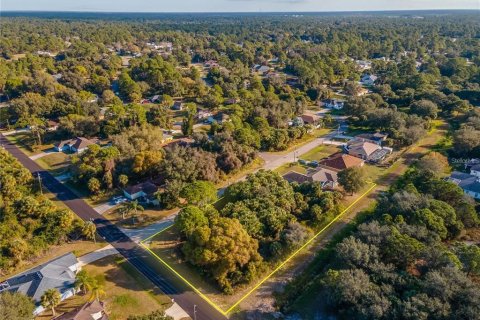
(322, 99, 344, 110)
(360, 74, 378, 86)
(172, 101, 184, 111)
(447, 170, 480, 200)
(319, 153, 364, 172)
(355, 132, 388, 145)
(54, 300, 108, 320)
(55, 137, 95, 153)
(0, 253, 79, 315)
(282, 167, 339, 189)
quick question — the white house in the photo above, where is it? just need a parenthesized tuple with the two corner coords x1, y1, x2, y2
(360, 74, 378, 86)
(323, 99, 344, 110)
(123, 181, 159, 204)
(55, 137, 95, 153)
(0, 253, 79, 316)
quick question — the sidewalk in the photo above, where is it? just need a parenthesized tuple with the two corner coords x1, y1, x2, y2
(77, 244, 118, 267)
(121, 212, 178, 243)
(165, 302, 190, 320)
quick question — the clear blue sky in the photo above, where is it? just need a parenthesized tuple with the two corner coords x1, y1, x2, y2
(1, 0, 478, 12)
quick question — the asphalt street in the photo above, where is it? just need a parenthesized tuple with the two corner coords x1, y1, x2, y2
(0, 134, 226, 320)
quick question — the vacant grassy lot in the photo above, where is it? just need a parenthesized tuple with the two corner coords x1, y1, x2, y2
(36, 254, 172, 320)
(299, 144, 341, 162)
(104, 206, 178, 229)
(36, 152, 71, 176)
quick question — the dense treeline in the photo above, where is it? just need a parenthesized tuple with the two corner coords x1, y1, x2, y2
(1, 13, 479, 198)
(0, 149, 86, 275)
(278, 155, 480, 319)
(174, 170, 343, 293)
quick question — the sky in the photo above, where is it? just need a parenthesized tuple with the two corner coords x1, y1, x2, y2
(1, 0, 479, 13)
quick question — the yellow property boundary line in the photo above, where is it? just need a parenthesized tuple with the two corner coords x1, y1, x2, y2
(140, 183, 377, 316)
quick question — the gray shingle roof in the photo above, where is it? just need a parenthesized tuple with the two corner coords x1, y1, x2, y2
(1, 253, 77, 305)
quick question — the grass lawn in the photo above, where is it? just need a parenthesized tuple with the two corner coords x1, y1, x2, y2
(36, 254, 172, 320)
(63, 181, 117, 207)
(36, 152, 71, 176)
(5, 132, 46, 155)
(299, 144, 341, 162)
(104, 206, 178, 229)
(275, 163, 308, 176)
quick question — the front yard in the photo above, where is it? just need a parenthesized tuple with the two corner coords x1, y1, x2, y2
(36, 254, 172, 320)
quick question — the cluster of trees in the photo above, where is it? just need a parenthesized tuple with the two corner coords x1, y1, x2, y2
(279, 154, 480, 319)
(0, 148, 92, 274)
(174, 170, 342, 292)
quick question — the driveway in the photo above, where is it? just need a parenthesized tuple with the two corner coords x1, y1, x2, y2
(29, 149, 56, 160)
(77, 244, 118, 267)
(94, 202, 118, 214)
(121, 212, 178, 243)
(0, 134, 227, 320)
(260, 137, 328, 171)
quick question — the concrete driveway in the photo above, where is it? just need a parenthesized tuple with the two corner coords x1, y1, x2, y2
(121, 211, 179, 243)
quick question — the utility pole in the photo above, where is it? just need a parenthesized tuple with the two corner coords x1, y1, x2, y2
(193, 305, 197, 320)
(37, 173, 43, 195)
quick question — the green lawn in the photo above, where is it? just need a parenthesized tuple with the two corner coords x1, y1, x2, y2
(275, 163, 308, 176)
(36, 152, 71, 176)
(299, 144, 341, 162)
(104, 206, 178, 229)
(36, 254, 172, 320)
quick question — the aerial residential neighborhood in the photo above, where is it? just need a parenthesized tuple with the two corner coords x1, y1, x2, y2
(0, 3, 479, 320)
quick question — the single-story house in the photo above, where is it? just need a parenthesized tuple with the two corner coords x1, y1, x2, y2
(465, 159, 480, 170)
(46, 120, 60, 132)
(470, 164, 480, 178)
(204, 60, 219, 68)
(360, 74, 378, 86)
(310, 167, 339, 189)
(356, 60, 372, 70)
(54, 300, 108, 320)
(300, 113, 321, 125)
(150, 95, 161, 103)
(252, 65, 271, 76)
(55, 137, 95, 153)
(197, 110, 213, 120)
(346, 140, 382, 160)
(172, 101, 184, 111)
(216, 112, 231, 124)
(0, 253, 79, 316)
(319, 153, 365, 172)
(283, 171, 313, 184)
(322, 99, 344, 110)
(355, 132, 388, 145)
(447, 171, 480, 200)
(282, 167, 339, 189)
(123, 181, 159, 203)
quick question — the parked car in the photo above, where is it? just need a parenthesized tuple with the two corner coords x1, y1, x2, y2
(299, 159, 309, 165)
(309, 160, 319, 167)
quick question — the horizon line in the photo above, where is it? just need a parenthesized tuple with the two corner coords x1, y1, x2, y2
(1, 8, 479, 14)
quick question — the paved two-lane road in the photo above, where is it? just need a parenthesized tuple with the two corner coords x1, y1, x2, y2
(0, 134, 226, 320)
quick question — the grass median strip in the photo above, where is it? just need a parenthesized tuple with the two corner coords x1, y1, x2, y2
(140, 183, 377, 315)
